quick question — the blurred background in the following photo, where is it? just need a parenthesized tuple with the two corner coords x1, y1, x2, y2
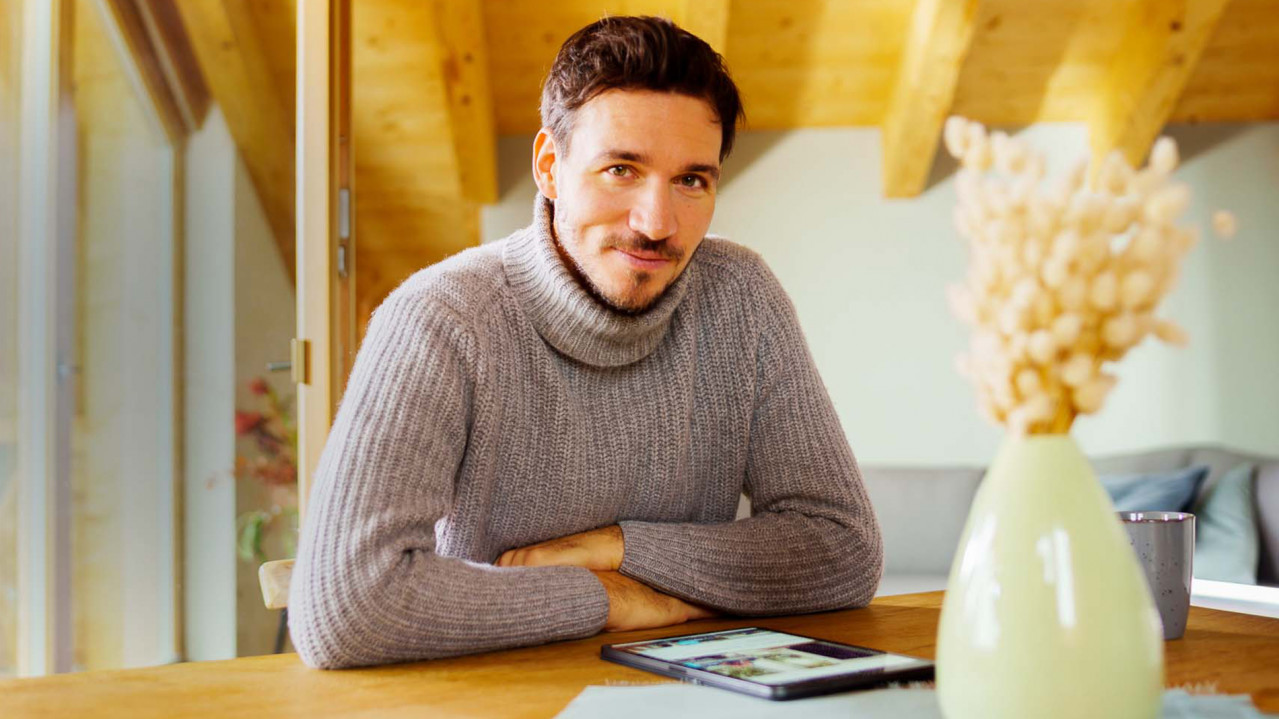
(1, 0, 1276, 676)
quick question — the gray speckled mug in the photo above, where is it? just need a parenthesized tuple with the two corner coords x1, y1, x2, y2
(1119, 511, 1195, 640)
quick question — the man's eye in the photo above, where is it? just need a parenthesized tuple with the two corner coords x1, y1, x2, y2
(607, 165, 630, 177)
(679, 175, 706, 189)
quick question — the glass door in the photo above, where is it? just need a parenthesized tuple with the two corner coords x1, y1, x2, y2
(66, 0, 179, 671)
(11, 0, 182, 674)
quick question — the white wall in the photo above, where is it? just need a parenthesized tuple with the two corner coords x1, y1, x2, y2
(183, 107, 237, 661)
(482, 123, 1279, 465)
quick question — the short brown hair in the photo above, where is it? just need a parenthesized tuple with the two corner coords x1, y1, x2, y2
(540, 16, 744, 162)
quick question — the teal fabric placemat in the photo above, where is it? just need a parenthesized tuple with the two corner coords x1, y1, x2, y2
(553, 684, 1272, 718)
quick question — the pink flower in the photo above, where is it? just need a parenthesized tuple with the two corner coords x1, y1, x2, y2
(263, 460, 297, 486)
(249, 377, 270, 396)
(235, 411, 264, 436)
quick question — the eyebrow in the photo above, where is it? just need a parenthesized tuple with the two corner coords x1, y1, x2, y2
(593, 149, 721, 182)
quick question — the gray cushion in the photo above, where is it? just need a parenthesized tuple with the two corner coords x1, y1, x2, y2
(1192, 463, 1259, 584)
(860, 466, 983, 575)
(1091, 446, 1195, 477)
(1100, 465, 1208, 513)
(1091, 445, 1277, 504)
(1186, 447, 1276, 502)
(1257, 463, 1279, 586)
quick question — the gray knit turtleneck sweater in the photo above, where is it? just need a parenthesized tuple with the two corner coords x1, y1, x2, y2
(289, 194, 883, 669)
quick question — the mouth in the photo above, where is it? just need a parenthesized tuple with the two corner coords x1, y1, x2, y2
(613, 247, 675, 271)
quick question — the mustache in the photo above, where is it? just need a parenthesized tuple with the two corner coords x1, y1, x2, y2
(605, 235, 683, 261)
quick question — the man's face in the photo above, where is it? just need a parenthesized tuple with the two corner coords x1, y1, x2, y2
(533, 90, 722, 314)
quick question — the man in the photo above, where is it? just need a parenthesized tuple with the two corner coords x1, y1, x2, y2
(290, 15, 882, 670)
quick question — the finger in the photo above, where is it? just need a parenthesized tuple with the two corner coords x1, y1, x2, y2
(523, 547, 553, 566)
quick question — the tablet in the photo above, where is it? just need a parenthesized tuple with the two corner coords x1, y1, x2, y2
(601, 626, 934, 701)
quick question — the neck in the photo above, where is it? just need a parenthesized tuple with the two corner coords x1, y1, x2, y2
(501, 193, 695, 367)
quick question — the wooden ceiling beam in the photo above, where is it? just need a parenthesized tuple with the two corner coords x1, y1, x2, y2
(1089, 0, 1232, 168)
(135, 0, 211, 131)
(175, 0, 296, 281)
(99, 0, 210, 142)
(430, 0, 497, 205)
(880, 0, 981, 198)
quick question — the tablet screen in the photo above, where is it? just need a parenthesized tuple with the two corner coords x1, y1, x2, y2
(608, 627, 929, 686)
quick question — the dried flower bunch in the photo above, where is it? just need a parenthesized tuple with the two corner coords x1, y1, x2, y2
(944, 117, 1237, 436)
(235, 377, 298, 488)
(234, 377, 298, 563)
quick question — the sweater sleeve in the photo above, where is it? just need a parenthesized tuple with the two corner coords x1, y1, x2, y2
(616, 271, 883, 615)
(288, 289, 609, 669)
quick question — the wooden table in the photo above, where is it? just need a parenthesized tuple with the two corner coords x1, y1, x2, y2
(3, 592, 1278, 717)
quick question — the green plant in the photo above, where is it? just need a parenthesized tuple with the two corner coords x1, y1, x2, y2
(235, 377, 298, 564)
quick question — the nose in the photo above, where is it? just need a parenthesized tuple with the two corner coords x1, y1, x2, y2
(629, 182, 678, 241)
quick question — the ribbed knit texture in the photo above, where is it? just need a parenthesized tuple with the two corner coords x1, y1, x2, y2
(289, 194, 884, 669)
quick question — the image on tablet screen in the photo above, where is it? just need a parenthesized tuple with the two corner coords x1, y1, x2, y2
(612, 629, 927, 686)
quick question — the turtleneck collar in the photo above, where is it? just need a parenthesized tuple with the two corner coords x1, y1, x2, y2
(502, 193, 695, 368)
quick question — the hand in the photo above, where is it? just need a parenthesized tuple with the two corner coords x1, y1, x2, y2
(495, 525, 625, 571)
(592, 570, 719, 632)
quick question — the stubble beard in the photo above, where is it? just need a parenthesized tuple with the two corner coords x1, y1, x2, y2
(551, 213, 679, 316)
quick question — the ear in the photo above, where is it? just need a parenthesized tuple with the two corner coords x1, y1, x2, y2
(532, 128, 559, 200)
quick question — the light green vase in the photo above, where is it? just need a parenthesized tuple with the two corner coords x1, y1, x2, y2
(936, 434, 1164, 719)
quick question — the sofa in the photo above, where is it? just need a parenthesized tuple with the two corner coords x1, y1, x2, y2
(856, 444, 1279, 602)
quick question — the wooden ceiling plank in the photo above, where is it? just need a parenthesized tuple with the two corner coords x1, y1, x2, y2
(880, 0, 981, 198)
(430, 0, 498, 205)
(175, 0, 296, 280)
(678, 0, 731, 56)
(1172, 0, 1279, 121)
(1088, 0, 1233, 168)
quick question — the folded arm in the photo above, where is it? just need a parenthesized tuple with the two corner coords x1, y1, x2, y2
(618, 274, 884, 615)
(288, 292, 609, 670)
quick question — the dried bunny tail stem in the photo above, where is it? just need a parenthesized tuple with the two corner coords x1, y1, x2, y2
(1212, 210, 1238, 239)
(1154, 319, 1189, 346)
(1095, 151, 1133, 195)
(945, 117, 1230, 431)
(944, 116, 970, 158)
(1048, 403, 1076, 434)
(1150, 136, 1179, 175)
